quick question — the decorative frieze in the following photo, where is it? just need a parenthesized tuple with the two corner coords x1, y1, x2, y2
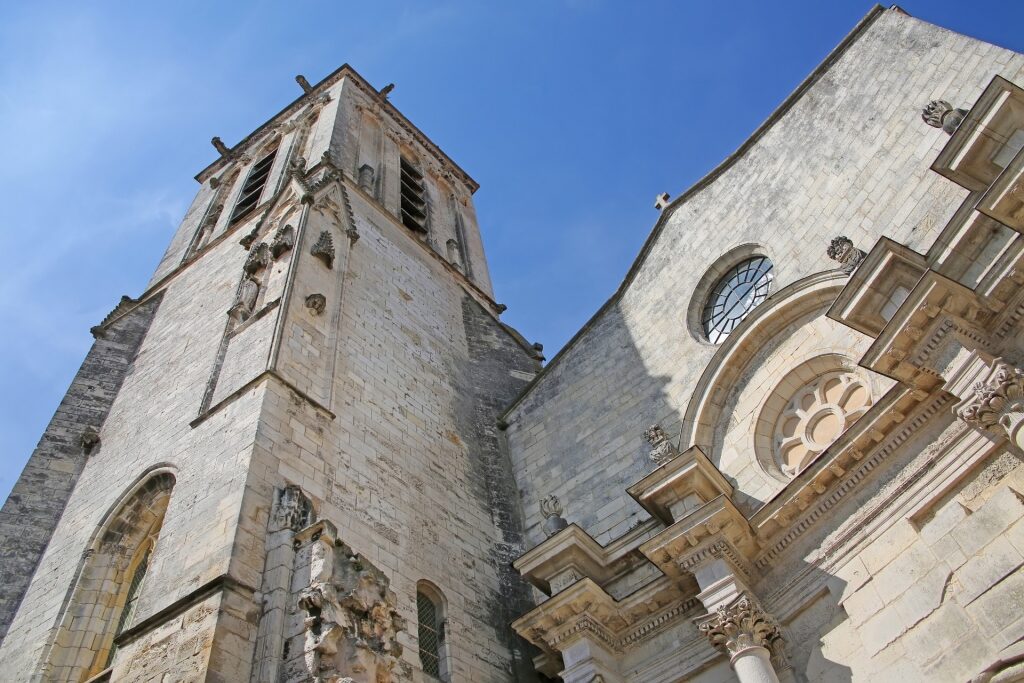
(271, 485, 313, 533)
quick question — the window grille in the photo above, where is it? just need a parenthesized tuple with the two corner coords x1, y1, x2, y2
(104, 547, 151, 668)
(230, 150, 277, 223)
(400, 156, 428, 233)
(417, 590, 442, 678)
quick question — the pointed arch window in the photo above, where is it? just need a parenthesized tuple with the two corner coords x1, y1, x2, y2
(43, 471, 175, 682)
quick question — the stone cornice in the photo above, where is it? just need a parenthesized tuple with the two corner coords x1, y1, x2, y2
(511, 576, 698, 658)
(195, 64, 478, 193)
(626, 445, 734, 525)
(640, 495, 758, 581)
(751, 388, 953, 569)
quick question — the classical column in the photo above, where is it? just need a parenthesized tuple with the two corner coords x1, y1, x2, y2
(950, 355, 1024, 450)
(698, 595, 785, 683)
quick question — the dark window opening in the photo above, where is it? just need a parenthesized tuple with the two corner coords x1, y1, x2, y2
(230, 150, 277, 224)
(400, 156, 428, 233)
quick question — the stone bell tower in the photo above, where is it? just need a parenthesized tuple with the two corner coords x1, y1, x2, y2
(0, 66, 542, 682)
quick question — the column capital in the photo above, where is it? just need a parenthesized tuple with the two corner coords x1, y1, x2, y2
(956, 359, 1024, 439)
(697, 593, 783, 661)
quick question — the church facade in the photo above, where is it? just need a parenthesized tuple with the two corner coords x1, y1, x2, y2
(3, 5, 1024, 682)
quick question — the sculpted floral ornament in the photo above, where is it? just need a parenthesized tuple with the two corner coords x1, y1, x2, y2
(698, 595, 783, 659)
(540, 495, 568, 537)
(922, 99, 968, 134)
(826, 236, 866, 274)
(957, 362, 1024, 439)
(644, 424, 679, 466)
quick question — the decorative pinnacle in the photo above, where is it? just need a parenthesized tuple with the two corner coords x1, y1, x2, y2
(655, 192, 671, 210)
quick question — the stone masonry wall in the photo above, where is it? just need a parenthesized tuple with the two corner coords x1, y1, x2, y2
(0, 294, 162, 643)
(505, 8, 1024, 548)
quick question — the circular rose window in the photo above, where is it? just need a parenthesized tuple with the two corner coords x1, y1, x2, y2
(701, 256, 774, 344)
(773, 371, 872, 476)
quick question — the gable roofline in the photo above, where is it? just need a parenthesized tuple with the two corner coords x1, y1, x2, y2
(194, 63, 479, 193)
(500, 3, 893, 422)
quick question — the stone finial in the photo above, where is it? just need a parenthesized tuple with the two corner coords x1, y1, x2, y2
(296, 74, 313, 94)
(229, 276, 259, 322)
(655, 192, 671, 210)
(379, 83, 395, 98)
(311, 231, 335, 269)
(80, 426, 101, 455)
(644, 424, 679, 465)
(826, 235, 866, 274)
(305, 293, 327, 316)
(697, 594, 783, 658)
(540, 496, 568, 537)
(922, 100, 968, 134)
(211, 136, 230, 157)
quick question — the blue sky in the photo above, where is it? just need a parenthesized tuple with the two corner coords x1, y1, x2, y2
(2, 0, 1023, 502)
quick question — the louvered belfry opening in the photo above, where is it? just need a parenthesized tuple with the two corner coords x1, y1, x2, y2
(400, 156, 428, 233)
(417, 590, 442, 678)
(230, 149, 277, 223)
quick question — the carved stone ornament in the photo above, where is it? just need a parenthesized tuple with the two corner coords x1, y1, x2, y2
(644, 424, 679, 466)
(244, 241, 272, 274)
(298, 538, 406, 683)
(358, 164, 375, 193)
(272, 485, 313, 533)
(306, 293, 327, 316)
(826, 236, 866, 274)
(229, 275, 260, 322)
(540, 495, 569, 537)
(271, 224, 295, 258)
(311, 231, 335, 269)
(957, 362, 1024, 438)
(698, 595, 783, 659)
(922, 100, 968, 134)
(80, 426, 101, 455)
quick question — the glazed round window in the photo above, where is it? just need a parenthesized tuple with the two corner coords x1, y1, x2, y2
(701, 256, 774, 344)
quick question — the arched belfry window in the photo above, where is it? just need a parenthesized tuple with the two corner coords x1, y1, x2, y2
(416, 581, 449, 681)
(44, 471, 175, 682)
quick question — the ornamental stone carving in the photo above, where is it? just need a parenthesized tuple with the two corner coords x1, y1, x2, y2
(826, 236, 866, 274)
(230, 275, 260, 322)
(773, 371, 872, 477)
(80, 426, 101, 455)
(306, 293, 327, 316)
(312, 231, 335, 269)
(272, 485, 313, 533)
(922, 99, 968, 134)
(957, 362, 1024, 440)
(271, 224, 295, 258)
(244, 242, 272, 275)
(358, 164, 375, 193)
(697, 595, 783, 659)
(540, 496, 568, 537)
(644, 424, 679, 466)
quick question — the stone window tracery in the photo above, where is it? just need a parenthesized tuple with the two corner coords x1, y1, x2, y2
(773, 371, 872, 476)
(701, 256, 774, 344)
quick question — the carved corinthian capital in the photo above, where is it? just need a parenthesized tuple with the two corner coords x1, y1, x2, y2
(697, 595, 783, 659)
(957, 362, 1024, 440)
